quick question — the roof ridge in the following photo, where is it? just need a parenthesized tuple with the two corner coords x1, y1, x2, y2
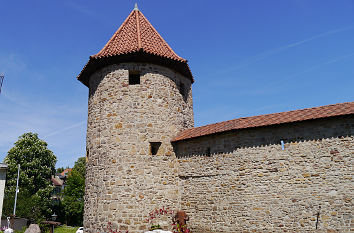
(137, 10, 186, 62)
(246, 101, 353, 119)
(136, 10, 142, 49)
(93, 10, 137, 58)
(194, 102, 353, 130)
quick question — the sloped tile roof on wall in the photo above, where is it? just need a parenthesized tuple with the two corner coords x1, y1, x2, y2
(172, 101, 354, 142)
(51, 177, 64, 186)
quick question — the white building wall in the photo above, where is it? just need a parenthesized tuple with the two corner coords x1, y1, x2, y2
(0, 165, 7, 219)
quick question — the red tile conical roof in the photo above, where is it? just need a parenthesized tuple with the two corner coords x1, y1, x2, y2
(92, 8, 186, 62)
(77, 7, 193, 86)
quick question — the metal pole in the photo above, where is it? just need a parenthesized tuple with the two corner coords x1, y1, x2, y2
(0, 73, 4, 94)
(13, 164, 20, 216)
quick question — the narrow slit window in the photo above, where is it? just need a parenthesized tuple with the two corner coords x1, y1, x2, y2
(86, 148, 89, 162)
(206, 147, 211, 157)
(179, 82, 185, 97)
(150, 142, 161, 155)
(129, 70, 140, 85)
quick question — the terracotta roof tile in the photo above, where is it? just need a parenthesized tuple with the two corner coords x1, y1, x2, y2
(92, 9, 186, 62)
(172, 102, 354, 142)
(51, 177, 63, 186)
(77, 8, 193, 86)
(60, 168, 72, 177)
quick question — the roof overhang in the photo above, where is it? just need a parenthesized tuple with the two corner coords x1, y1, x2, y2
(77, 51, 194, 87)
(0, 163, 8, 170)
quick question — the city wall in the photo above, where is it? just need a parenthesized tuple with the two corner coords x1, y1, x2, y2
(174, 116, 353, 232)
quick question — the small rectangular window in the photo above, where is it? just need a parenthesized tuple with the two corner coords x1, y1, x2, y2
(129, 70, 140, 85)
(150, 142, 161, 155)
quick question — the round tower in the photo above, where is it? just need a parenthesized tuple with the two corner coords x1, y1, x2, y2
(77, 6, 194, 233)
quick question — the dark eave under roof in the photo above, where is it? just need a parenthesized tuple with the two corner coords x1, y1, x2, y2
(77, 52, 193, 87)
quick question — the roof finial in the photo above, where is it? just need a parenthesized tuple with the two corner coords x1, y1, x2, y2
(134, 3, 139, 11)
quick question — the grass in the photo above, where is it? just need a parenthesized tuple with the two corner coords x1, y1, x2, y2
(54, 226, 80, 233)
(0, 227, 27, 233)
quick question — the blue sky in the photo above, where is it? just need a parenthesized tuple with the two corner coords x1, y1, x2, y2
(1, 0, 353, 168)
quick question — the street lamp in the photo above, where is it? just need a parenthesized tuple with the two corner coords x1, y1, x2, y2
(51, 213, 57, 221)
(51, 213, 57, 233)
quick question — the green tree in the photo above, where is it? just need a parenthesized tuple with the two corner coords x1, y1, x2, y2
(62, 157, 86, 226)
(56, 167, 65, 173)
(3, 133, 57, 222)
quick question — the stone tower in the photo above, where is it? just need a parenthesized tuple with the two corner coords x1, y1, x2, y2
(77, 5, 194, 233)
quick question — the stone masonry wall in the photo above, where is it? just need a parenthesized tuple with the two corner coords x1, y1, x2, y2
(174, 116, 353, 232)
(84, 63, 193, 233)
